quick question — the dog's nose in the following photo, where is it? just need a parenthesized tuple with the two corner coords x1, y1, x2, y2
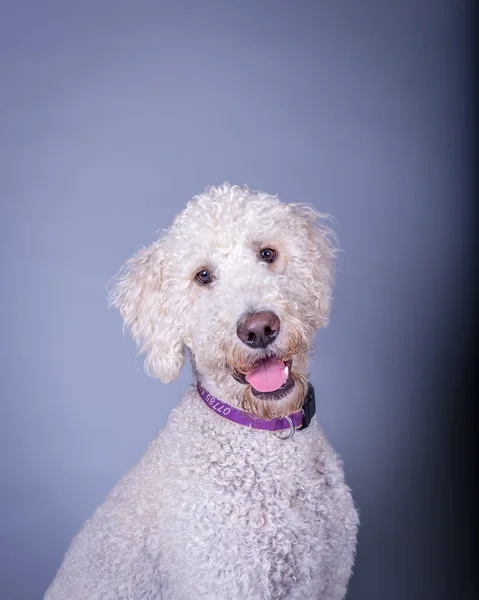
(237, 311, 281, 348)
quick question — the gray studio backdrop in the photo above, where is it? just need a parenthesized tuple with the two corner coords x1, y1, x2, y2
(1, 1, 474, 599)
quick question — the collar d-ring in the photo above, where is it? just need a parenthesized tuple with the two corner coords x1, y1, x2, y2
(274, 415, 295, 441)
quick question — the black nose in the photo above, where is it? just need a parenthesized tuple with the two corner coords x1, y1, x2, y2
(237, 311, 281, 348)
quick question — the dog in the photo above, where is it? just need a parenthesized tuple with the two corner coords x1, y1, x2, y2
(45, 184, 358, 599)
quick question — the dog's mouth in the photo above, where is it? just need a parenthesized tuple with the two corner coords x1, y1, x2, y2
(232, 357, 294, 400)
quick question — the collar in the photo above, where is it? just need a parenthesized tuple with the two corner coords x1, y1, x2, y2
(196, 382, 316, 438)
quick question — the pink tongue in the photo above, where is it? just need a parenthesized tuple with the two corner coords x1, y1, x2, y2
(245, 357, 287, 393)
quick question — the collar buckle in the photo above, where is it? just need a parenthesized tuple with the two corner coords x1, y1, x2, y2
(297, 383, 316, 430)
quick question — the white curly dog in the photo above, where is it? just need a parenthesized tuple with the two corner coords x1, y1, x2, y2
(45, 184, 358, 600)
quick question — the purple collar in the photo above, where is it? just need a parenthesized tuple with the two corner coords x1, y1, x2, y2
(196, 382, 304, 433)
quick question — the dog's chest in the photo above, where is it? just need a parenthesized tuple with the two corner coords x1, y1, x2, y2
(157, 426, 330, 598)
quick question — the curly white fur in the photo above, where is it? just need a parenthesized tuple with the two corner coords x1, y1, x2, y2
(45, 184, 358, 600)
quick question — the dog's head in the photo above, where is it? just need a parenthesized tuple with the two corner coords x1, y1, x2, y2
(110, 184, 336, 418)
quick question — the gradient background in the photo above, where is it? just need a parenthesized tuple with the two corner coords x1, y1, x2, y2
(1, 1, 476, 599)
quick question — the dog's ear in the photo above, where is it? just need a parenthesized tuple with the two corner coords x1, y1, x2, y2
(288, 204, 337, 329)
(109, 242, 185, 383)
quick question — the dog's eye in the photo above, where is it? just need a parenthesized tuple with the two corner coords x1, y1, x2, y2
(195, 269, 213, 285)
(259, 248, 277, 263)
